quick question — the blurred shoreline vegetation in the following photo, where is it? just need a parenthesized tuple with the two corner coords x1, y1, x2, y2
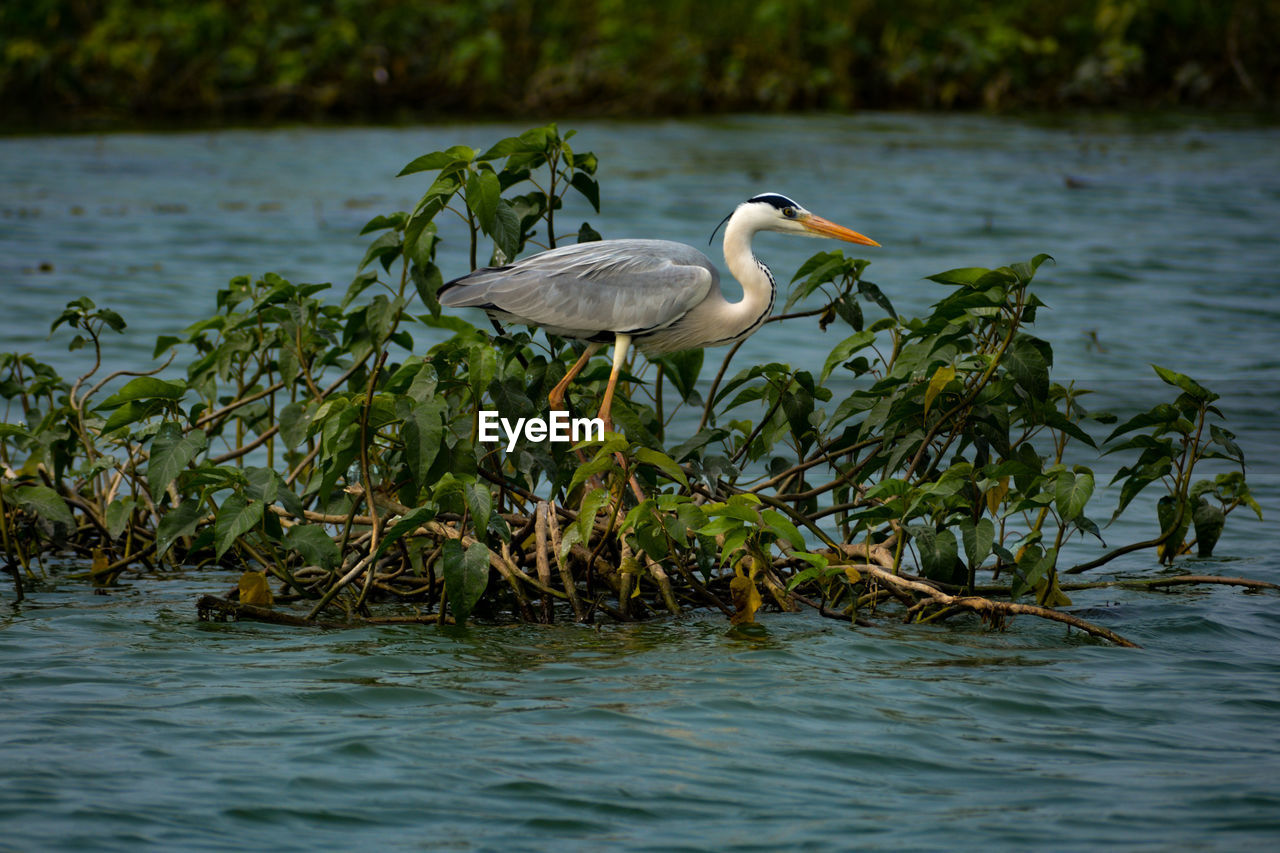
(2, 0, 1276, 129)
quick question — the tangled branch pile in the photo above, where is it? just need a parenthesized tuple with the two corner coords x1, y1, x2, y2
(2, 126, 1267, 647)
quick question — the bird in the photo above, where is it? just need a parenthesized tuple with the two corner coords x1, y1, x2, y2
(437, 193, 879, 429)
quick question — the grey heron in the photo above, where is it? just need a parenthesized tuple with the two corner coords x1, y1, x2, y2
(438, 193, 879, 429)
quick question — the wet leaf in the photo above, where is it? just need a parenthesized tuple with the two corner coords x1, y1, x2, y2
(729, 574, 762, 625)
(443, 539, 490, 625)
(238, 571, 274, 606)
(1192, 500, 1225, 557)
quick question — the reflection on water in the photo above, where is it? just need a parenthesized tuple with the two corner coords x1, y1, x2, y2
(2, 114, 1280, 849)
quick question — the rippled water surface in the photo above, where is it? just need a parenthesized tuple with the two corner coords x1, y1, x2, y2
(3, 114, 1280, 850)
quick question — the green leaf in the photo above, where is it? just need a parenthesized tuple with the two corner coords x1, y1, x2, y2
(359, 212, 407, 235)
(285, 524, 341, 570)
(1209, 424, 1243, 462)
(961, 516, 995, 568)
(464, 481, 492, 543)
(1054, 467, 1094, 522)
(1112, 460, 1172, 519)
(568, 454, 617, 494)
(466, 169, 502, 233)
(377, 504, 439, 557)
(577, 488, 611, 547)
(397, 146, 476, 176)
(1152, 364, 1216, 403)
(403, 399, 444, 488)
(820, 330, 876, 382)
(410, 172, 463, 224)
(97, 376, 186, 410)
(213, 493, 264, 559)
(101, 399, 163, 433)
(358, 231, 402, 272)
(278, 401, 311, 450)
(104, 497, 136, 539)
(925, 267, 990, 286)
(489, 199, 522, 263)
(1003, 337, 1049, 400)
(1105, 404, 1179, 443)
(156, 498, 203, 558)
(634, 447, 689, 487)
(148, 422, 208, 499)
(412, 261, 445, 316)
(653, 349, 704, 402)
(762, 509, 805, 551)
(467, 344, 497, 393)
(570, 172, 600, 212)
(1156, 495, 1190, 559)
(0, 422, 31, 440)
(443, 539, 490, 625)
(478, 131, 546, 160)
(98, 308, 127, 333)
(911, 524, 959, 582)
(1012, 544, 1056, 599)
(1192, 500, 1226, 557)
(857, 280, 896, 318)
(12, 485, 75, 530)
(1010, 253, 1053, 284)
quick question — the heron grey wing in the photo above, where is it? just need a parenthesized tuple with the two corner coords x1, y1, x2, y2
(439, 239, 717, 336)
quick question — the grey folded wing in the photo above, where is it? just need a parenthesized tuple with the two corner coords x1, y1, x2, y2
(438, 239, 717, 338)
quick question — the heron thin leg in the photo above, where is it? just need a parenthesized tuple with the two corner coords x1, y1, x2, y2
(548, 342, 602, 411)
(597, 334, 631, 431)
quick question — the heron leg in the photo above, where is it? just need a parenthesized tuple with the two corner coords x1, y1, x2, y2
(596, 334, 631, 432)
(549, 342, 602, 411)
(593, 334, 648, 502)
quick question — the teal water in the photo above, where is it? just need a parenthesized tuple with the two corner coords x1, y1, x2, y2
(3, 114, 1280, 849)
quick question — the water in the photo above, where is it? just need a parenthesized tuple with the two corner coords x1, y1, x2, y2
(2, 114, 1280, 849)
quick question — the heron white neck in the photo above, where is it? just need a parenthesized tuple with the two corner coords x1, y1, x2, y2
(716, 209, 776, 336)
(633, 206, 778, 355)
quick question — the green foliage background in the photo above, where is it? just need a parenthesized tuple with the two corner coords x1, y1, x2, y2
(3, 0, 1277, 126)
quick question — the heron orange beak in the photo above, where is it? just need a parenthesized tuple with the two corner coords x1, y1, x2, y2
(802, 214, 880, 247)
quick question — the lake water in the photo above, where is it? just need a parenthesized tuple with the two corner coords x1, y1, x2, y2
(2, 114, 1280, 850)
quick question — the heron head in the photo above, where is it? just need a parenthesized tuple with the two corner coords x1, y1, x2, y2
(711, 193, 880, 247)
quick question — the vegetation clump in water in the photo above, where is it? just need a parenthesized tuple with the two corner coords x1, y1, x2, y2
(0, 126, 1268, 647)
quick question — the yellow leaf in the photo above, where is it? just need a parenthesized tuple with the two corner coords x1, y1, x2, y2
(843, 566, 862, 585)
(986, 476, 1009, 516)
(91, 548, 109, 573)
(729, 575, 762, 625)
(238, 571, 274, 606)
(1039, 575, 1073, 608)
(924, 365, 956, 416)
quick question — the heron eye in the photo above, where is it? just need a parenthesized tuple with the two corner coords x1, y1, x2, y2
(782, 207, 796, 218)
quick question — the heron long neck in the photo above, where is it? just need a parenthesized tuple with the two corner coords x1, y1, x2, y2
(714, 211, 776, 340)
